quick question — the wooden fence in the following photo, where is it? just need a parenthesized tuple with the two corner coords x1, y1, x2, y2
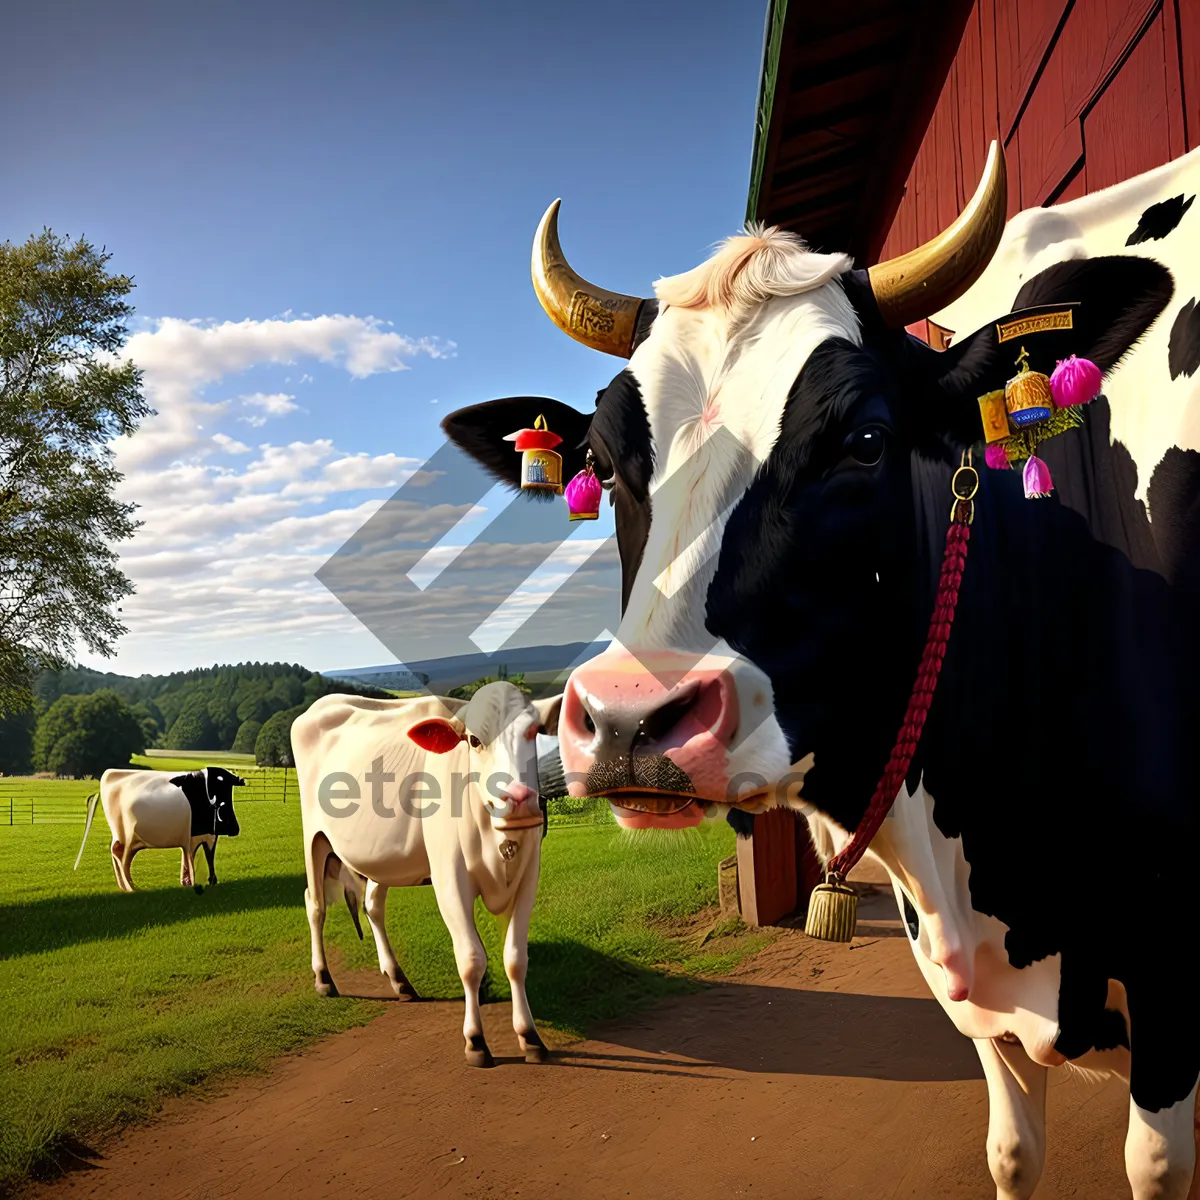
(0, 769, 296, 826)
(0, 771, 616, 828)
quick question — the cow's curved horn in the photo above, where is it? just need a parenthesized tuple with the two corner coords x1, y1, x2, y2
(532, 199, 657, 358)
(867, 141, 1008, 329)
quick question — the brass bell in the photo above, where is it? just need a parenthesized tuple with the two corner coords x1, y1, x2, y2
(804, 874, 858, 942)
(506, 414, 564, 494)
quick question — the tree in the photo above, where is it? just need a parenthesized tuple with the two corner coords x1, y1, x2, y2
(32, 689, 145, 778)
(255, 706, 303, 767)
(0, 232, 151, 715)
(231, 718, 262, 755)
(0, 705, 35, 774)
(164, 702, 217, 751)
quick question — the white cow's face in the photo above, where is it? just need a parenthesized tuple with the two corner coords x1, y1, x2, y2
(407, 682, 562, 830)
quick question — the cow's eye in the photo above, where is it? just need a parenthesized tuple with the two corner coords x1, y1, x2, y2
(845, 425, 886, 467)
(468, 734, 481, 749)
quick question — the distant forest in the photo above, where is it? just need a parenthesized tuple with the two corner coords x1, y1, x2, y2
(0, 662, 390, 774)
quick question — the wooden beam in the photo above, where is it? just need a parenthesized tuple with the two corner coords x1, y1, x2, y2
(736, 807, 822, 927)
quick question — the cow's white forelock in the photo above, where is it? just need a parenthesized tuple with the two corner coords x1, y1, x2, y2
(619, 276, 859, 649)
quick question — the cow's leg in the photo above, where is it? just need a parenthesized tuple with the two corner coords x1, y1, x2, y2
(363, 880, 417, 1000)
(304, 831, 337, 997)
(1126, 981, 1199, 1200)
(974, 1036, 1047, 1200)
(120, 842, 140, 891)
(432, 869, 492, 1067)
(499, 865, 547, 1063)
(1127, 1088, 1199, 1200)
(180, 845, 197, 890)
(110, 840, 131, 891)
(202, 838, 218, 885)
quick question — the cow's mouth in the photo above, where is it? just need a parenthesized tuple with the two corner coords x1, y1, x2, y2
(598, 788, 708, 830)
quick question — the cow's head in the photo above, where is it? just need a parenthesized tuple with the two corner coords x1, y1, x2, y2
(407, 682, 562, 830)
(205, 766, 245, 837)
(443, 143, 1172, 832)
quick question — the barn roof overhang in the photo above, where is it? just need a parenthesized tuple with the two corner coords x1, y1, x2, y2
(746, 0, 975, 265)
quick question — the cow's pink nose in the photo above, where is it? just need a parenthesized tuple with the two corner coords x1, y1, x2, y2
(560, 649, 739, 799)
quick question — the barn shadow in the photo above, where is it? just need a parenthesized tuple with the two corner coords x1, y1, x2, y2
(574, 981, 985, 1082)
(0, 872, 304, 960)
(523, 940, 982, 1084)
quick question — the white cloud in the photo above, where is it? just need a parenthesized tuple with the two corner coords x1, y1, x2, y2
(99, 311, 461, 674)
(211, 432, 251, 454)
(240, 391, 300, 423)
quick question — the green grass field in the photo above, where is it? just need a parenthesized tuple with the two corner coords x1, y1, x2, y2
(130, 749, 258, 772)
(0, 799, 766, 1193)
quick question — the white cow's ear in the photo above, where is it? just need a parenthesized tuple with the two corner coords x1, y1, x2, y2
(407, 717, 466, 754)
(533, 694, 563, 738)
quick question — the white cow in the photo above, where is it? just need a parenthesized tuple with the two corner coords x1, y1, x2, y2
(75, 766, 245, 892)
(291, 682, 561, 1067)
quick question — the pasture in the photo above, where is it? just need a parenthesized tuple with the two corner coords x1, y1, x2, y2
(0, 786, 768, 1194)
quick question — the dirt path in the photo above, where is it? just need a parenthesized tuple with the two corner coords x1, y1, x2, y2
(32, 909, 1131, 1200)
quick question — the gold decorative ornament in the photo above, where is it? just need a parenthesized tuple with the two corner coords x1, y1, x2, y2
(499, 839, 519, 861)
(977, 389, 1009, 443)
(867, 140, 1008, 329)
(996, 308, 1073, 343)
(1004, 346, 1053, 427)
(804, 875, 858, 943)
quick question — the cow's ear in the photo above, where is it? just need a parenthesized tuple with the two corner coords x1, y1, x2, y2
(407, 717, 466, 754)
(441, 397, 593, 492)
(913, 255, 1174, 446)
(1009, 255, 1173, 372)
(533, 694, 562, 738)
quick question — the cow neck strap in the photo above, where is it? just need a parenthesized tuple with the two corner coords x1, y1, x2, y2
(823, 454, 977, 884)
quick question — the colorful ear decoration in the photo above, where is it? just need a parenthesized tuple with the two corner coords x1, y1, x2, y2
(976, 323, 1102, 500)
(1004, 347, 1053, 427)
(505, 414, 563, 493)
(564, 449, 602, 521)
(1049, 355, 1102, 408)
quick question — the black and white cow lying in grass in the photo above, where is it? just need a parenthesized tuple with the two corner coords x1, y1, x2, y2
(291, 682, 561, 1068)
(444, 145, 1200, 1197)
(75, 766, 245, 892)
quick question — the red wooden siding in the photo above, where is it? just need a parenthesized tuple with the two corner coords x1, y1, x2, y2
(878, 0, 1199, 276)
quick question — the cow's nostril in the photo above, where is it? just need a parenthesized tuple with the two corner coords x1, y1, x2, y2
(642, 688, 698, 742)
(583, 711, 596, 734)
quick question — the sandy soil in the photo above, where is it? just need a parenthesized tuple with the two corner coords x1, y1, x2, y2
(29, 887, 1137, 1200)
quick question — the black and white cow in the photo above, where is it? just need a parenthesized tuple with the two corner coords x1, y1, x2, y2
(443, 144, 1200, 1198)
(76, 766, 246, 892)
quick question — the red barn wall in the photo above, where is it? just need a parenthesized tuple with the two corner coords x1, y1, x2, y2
(879, 0, 1199, 278)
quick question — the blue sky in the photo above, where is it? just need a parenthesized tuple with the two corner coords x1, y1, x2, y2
(1, 0, 767, 677)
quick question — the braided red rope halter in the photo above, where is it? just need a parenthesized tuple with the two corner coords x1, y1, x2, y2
(806, 454, 978, 939)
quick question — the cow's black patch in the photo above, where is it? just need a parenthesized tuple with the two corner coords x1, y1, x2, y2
(1167, 297, 1200, 380)
(725, 808, 755, 837)
(1093, 1007, 1131, 1052)
(171, 772, 214, 837)
(588, 370, 653, 613)
(1148, 449, 1200, 585)
(1125, 193, 1194, 245)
